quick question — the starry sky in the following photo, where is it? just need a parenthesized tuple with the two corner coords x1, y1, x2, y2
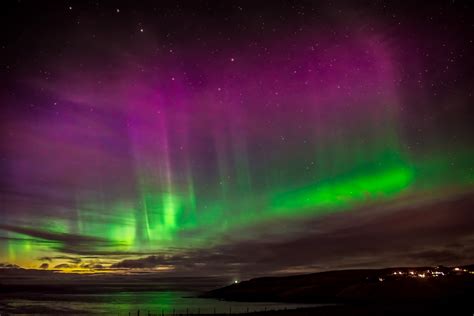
(1, 0, 474, 277)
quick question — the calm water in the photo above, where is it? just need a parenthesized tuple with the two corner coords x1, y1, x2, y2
(1, 291, 319, 315)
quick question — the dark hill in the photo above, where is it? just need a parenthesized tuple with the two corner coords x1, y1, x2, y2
(203, 266, 474, 305)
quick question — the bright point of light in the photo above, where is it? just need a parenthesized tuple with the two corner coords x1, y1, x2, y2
(234, 280, 238, 284)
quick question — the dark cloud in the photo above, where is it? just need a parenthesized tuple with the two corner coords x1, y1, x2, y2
(2, 194, 474, 277)
(111, 255, 167, 269)
(0, 224, 120, 255)
(0, 225, 105, 244)
(38, 257, 52, 262)
(53, 263, 72, 269)
(219, 194, 474, 275)
(0, 262, 21, 269)
(39, 256, 103, 270)
(109, 193, 474, 277)
(0, 236, 58, 245)
(2, 193, 472, 277)
(39, 256, 82, 264)
(80, 263, 104, 269)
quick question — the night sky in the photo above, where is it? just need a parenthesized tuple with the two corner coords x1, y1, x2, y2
(1, 0, 474, 277)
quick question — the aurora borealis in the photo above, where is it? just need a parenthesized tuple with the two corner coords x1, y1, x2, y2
(1, 1, 474, 276)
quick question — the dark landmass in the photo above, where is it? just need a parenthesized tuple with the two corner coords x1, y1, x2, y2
(205, 264, 474, 303)
(204, 265, 474, 314)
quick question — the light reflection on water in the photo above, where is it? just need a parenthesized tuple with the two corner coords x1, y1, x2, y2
(3, 291, 318, 314)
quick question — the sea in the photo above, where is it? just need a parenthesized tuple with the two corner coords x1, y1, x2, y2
(0, 291, 319, 315)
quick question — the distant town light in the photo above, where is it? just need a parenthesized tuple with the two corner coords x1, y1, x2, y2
(234, 280, 239, 284)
